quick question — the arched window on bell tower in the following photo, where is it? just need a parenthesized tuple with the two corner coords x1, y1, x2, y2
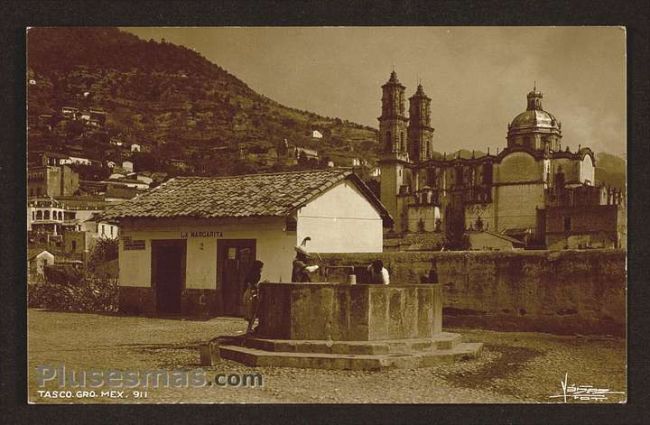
(386, 131, 392, 151)
(400, 132, 405, 152)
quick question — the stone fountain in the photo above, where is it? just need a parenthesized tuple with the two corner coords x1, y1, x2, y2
(200, 282, 482, 370)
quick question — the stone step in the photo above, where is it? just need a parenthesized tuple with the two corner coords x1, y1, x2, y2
(217, 342, 482, 370)
(240, 332, 463, 355)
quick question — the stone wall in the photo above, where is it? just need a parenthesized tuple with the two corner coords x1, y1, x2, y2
(318, 250, 626, 336)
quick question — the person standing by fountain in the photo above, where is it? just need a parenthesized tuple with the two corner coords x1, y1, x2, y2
(292, 246, 320, 282)
(367, 259, 390, 285)
(243, 260, 264, 334)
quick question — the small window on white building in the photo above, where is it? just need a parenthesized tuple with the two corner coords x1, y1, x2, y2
(101, 225, 105, 236)
(110, 226, 114, 237)
(285, 216, 297, 232)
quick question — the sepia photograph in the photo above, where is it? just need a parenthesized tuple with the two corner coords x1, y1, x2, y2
(25, 26, 627, 404)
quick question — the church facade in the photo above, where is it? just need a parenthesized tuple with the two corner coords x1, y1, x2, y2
(378, 71, 625, 249)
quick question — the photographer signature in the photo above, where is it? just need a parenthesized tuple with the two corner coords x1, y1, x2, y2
(548, 372, 625, 402)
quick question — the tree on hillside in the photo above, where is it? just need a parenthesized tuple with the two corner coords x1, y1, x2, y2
(133, 152, 160, 172)
(160, 140, 183, 158)
(231, 160, 257, 176)
(72, 163, 110, 181)
(61, 119, 84, 138)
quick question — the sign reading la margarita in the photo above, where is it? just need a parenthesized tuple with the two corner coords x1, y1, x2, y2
(180, 231, 224, 238)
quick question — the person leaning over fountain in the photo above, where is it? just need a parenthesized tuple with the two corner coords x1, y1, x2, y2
(291, 246, 319, 282)
(367, 259, 390, 285)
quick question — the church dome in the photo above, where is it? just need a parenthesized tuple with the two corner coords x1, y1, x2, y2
(510, 109, 560, 131)
(507, 87, 562, 151)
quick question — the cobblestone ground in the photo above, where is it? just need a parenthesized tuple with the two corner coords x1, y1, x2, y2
(28, 309, 627, 404)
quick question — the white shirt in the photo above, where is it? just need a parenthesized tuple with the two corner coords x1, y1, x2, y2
(368, 265, 390, 285)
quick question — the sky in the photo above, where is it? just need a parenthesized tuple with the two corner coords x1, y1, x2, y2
(125, 27, 626, 157)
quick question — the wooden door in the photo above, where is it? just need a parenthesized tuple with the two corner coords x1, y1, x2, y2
(217, 239, 256, 316)
(151, 240, 186, 315)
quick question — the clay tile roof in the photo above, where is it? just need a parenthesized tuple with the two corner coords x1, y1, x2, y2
(101, 168, 393, 225)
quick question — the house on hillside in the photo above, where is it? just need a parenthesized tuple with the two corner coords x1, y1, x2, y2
(28, 165, 79, 198)
(294, 146, 318, 161)
(89, 109, 107, 126)
(312, 130, 323, 139)
(169, 158, 190, 171)
(135, 175, 153, 185)
(62, 156, 92, 166)
(108, 177, 150, 191)
(83, 213, 120, 241)
(109, 172, 126, 180)
(61, 106, 79, 119)
(102, 168, 392, 317)
(35, 151, 71, 167)
(36, 114, 53, 130)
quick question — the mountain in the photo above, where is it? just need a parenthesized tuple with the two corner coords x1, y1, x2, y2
(595, 152, 626, 191)
(26, 27, 378, 175)
(26, 28, 626, 186)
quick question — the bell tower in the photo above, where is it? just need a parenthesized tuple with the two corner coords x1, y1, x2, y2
(379, 71, 409, 158)
(407, 84, 435, 162)
(378, 71, 410, 232)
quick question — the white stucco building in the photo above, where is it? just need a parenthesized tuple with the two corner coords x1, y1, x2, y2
(101, 169, 392, 316)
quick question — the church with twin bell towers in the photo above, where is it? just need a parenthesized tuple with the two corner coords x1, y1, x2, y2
(377, 71, 625, 250)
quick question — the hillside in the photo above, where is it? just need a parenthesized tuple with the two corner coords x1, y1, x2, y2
(26, 27, 378, 176)
(26, 27, 626, 188)
(595, 152, 626, 191)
